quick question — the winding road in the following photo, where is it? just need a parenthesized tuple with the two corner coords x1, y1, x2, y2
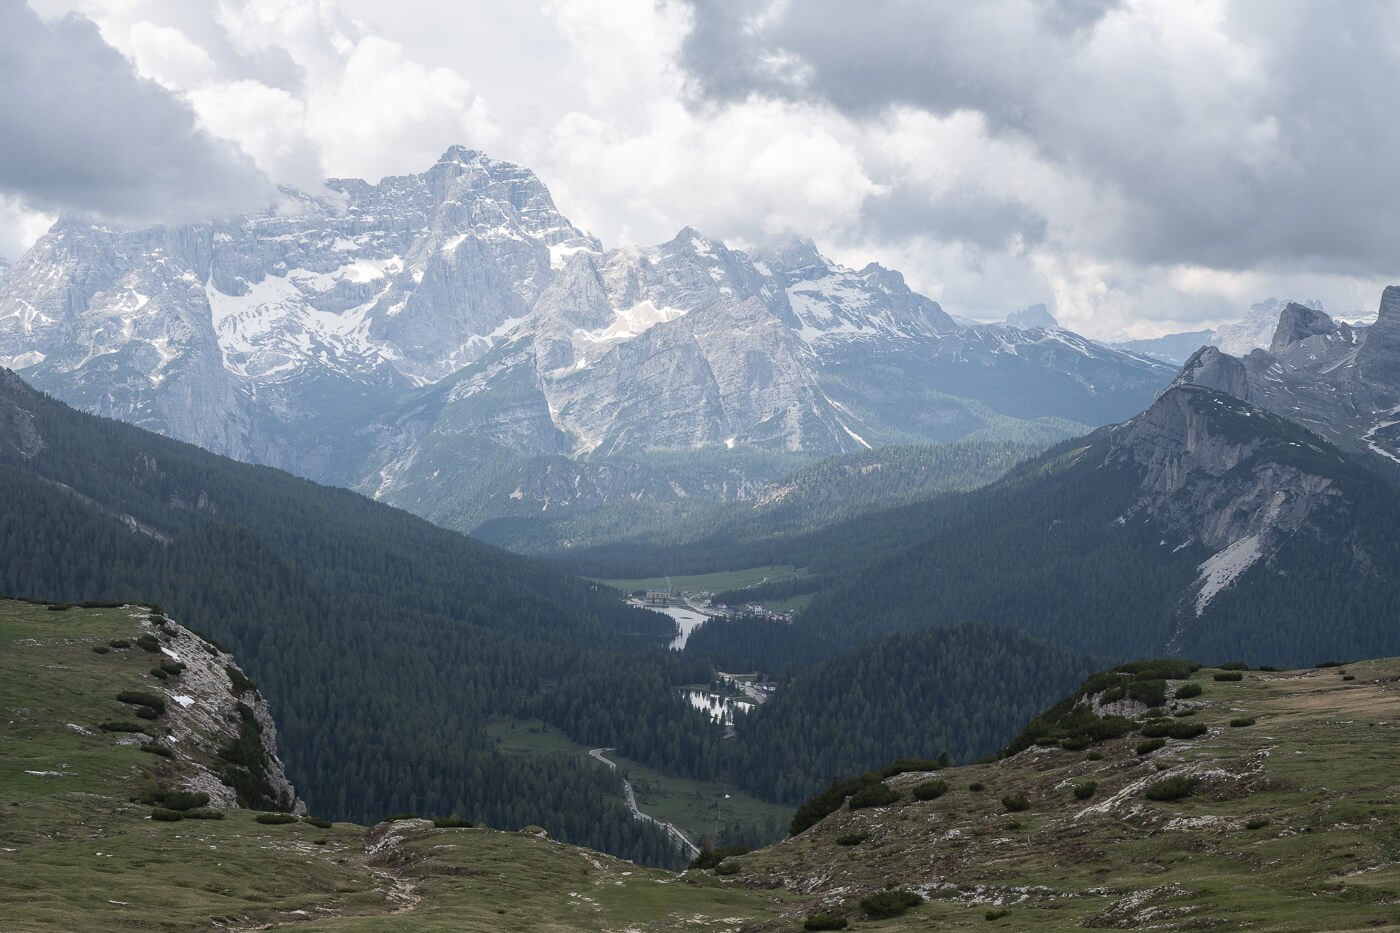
(588, 747, 701, 861)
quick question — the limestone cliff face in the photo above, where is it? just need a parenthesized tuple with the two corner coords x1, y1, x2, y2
(1171, 288, 1400, 467)
(127, 608, 304, 813)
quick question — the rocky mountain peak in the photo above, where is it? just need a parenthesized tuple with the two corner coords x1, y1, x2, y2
(1170, 345, 1251, 401)
(1005, 303, 1060, 330)
(752, 236, 828, 281)
(1356, 284, 1400, 389)
(1269, 303, 1338, 352)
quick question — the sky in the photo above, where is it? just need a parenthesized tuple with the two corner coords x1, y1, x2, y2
(2, 0, 1399, 339)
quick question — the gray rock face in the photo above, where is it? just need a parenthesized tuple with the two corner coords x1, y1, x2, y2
(0, 147, 595, 471)
(1108, 384, 1347, 619)
(1173, 288, 1400, 466)
(1005, 303, 1059, 330)
(0, 147, 1174, 532)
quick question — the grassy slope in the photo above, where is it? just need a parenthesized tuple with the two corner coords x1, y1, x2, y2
(729, 661, 1400, 930)
(11, 597, 1400, 930)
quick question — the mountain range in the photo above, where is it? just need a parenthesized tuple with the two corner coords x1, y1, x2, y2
(0, 146, 1174, 538)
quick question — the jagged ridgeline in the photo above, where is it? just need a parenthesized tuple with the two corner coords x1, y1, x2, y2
(616, 381, 1400, 669)
(0, 369, 703, 866)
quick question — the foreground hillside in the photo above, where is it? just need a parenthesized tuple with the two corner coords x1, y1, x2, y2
(9, 599, 1400, 931)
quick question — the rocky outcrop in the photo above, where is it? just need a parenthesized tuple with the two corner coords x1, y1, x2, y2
(127, 607, 304, 813)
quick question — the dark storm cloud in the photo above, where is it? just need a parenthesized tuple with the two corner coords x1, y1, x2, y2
(678, 0, 1400, 274)
(0, 4, 274, 225)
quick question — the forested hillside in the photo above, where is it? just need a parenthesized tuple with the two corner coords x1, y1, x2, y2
(0, 369, 712, 866)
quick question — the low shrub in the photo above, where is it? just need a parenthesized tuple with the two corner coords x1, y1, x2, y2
(1099, 686, 1125, 704)
(184, 808, 225, 820)
(1115, 660, 1202, 679)
(1136, 738, 1166, 755)
(1219, 661, 1251, 670)
(986, 908, 1011, 920)
(134, 707, 159, 721)
(226, 665, 257, 695)
(303, 816, 334, 829)
(136, 634, 160, 653)
(91, 645, 110, 654)
(150, 808, 184, 822)
(1086, 751, 1103, 761)
(149, 791, 208, 811)
(714, 860, 740, 876)
(432, 816, 471, 828)
(803, 913, 848, 931)
(1245, 817, 1270, 830)
(159, 661, 185, 677)
(1167, 721, 1207, 740)
(1058, 736, 1090, 751)
(849, 784, 900, 810)
(1139, 721, 1171, 738)
(690, 845, 749, 870)
(1000, 793, 1030, 813)
(878, 757, 946, 778)
(912, 779, 948, 801)
(968, 782, 985, 792)
(1174, 709, 1197, 718)
(1230, 717, 1256, 728)
(380, 812, 418, 823)
(1258, 665, 1280, 672)
(1174, 682, 1203, 699)
(108, 639, 131, 649)
(149, 667, 169, 680)
(1316, 660, 1345, 668)
(138, 744, 173, 759)
(1343, 675, 1356, 682)
(1072, 781, 1098, 800)
(1127, 679, 1167, 707)
(1214, 672, 1244, 682)
(116, 690, 166, 715)
(255, 812, 299, 825)
(835, 831, 868, 846)
(860, 889, 923, 919)
(1145, 776, 1198, 801)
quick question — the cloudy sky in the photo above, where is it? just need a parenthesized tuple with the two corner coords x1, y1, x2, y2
(3, 0, 1398, 339)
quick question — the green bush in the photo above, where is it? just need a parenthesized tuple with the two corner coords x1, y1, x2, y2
(226, 665, 257, 695)
(803, 913, 848, 931)
(303, 816, 334, 828)
(1230, 717, 1256, 728)
(689, 845, 749, 870)
(1127, 679, 1167, 707)
(1174, 682, 1203, 699)
(1086, 751, 1103, 761)
(1136, 738, 1166, 755)
(380, 812, 419, 823)
(1139, 721, 1170, 738)
(149, 667, 169, 680)
(136, 634, 160, 653)
(714, 860, 740, 876)
(148, 791, 209, 811)
(108, 639, 131, 649)
(138, 744, 173, 759)
(134, 707, 159, 721)
(183, 808, 225, 820)
(1316, 660, 1345, 668)
(1214, 672, 1244, 682)
(1258, 665, 1280, 672)
(849, 783, 901, 810)
(1058, 736, 1090, 751)
(1115, 660, 1201, 679)
(91, 645, 110, 654)
(878, 757, 945, 778)
(1173, 709, 1197, 718)
(149, 808, 184, 822)
(835, 831, 868, 846)
(1245, 817, 1270, 830)
(1219, 661, 1250, 671)
(1000, 793, 1030, 813)
(912, 779, 948, 801)
(432, 816, 472, 828)
(968, 782, 985, 792)
(255, 812, 299, 825)
(860, 889, 923, 919)
(116, 690, 166, 715)
(1343, 675, 1356, 682)
(986, 908, 1011, 920)
(1167, 721, 1207, 740)
(1072, 781, 1098, 800)
(1099, 686, 1126, 704)
(1145, 776, 1198, 801)
(159, 661, 185, 677)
